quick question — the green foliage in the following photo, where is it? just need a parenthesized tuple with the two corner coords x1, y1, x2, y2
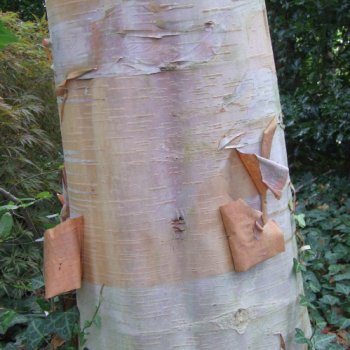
(294, 175, 350, 349)
(0, 20, 16, 49)
(267, 0, 350, 173)
(268, 6, 350, 343)
(0, 12, 61, 196)
(78, 286, 104, 347)
(0, 191, 81, 349)
(24, 307, 80, 350)
(0, 196, 53, 300)
(0, 12, 76, 350)
(0, 0, 45, 21)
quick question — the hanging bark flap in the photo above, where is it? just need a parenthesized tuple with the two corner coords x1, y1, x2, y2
(56, 67, 97, 96)
(237, 152, 268, 195)
(261, 117, 278, 159)
(44, 216, 84, 299)
(257, 155, 289, 199)
(220, 199, 285, 272)
(238, 151, 289, 200)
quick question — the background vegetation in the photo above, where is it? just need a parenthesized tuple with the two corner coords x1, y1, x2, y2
(0, 0, 349, 348)
(267, 0, 350, 348)
(0, 1, 44, 21)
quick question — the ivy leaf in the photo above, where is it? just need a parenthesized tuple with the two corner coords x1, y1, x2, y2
(0, 310, 27, 334)
(0, 212, 14, 240)
(328, 265, 344, 275)
(295, 328, 311, 346)
(25, 318, 48, 350)
(312, 333, 336, 350)
(299, 295, 316, 310)
(294, 213, 306, 228)
(319, 295, 340, 306)
(327, 344, 346, 350)
(31, 275, 45, 290)
(304, 270, 321, 292)
(335, 283, 350, 296)
(93, 314, 102, 329)
(309, 310, 327, 329)
(334, 272, 350, 282)
(293, 258, 306, 273)
(337, 317, 350, 329)
(46, 307, 79, 341)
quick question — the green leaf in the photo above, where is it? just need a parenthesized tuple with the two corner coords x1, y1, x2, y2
(299, 295, 316, 310)
(295, 328, 311, 345)
(293, 258, 306, 273)
(335, 283, 350, 295)
(31, 275, 45, 290)
(46, 307, 80, 341)
(309, 309, 327, 329)
(337, 317, 350, 329)
(326, 344, 346, 350)
(312, 333, 336, 350)
(24, 318, 48, 350)
(334, 272, 350, 282)
(0, 204, 19, 212)
(319, 295, 340, 306)
(304, 270, 321, 292)
(0, 20, 17, 50)
(294, 213, 306, 228)
(0, 212, 14, 240)
(0, 310, 27, 334)
(36, 298, 51, 313)
(93, 314, 102, 329)
(36, 191, 53, 200)
(328, 265, 344, 275)
(0, 310, 17, 335)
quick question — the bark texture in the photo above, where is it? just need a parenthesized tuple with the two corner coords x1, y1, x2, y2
(46, 0, 311, 348)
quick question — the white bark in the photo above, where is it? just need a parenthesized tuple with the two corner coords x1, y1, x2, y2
(46, 0, 311, 348)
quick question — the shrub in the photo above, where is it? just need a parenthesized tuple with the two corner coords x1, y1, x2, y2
(267, 0, 350, 173)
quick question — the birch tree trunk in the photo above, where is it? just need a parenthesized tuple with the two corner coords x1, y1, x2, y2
(46, 0, 311, 348)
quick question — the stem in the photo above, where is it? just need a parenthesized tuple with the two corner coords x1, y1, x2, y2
(0, 186, 39, 235)
(261, 193, 268, 224)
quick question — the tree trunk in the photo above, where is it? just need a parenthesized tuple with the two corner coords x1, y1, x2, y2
(46, 0, 311, 348)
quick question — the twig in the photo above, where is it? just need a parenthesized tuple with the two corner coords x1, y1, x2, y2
(0, 186, 39, 235)
(0, 186, 19, 202)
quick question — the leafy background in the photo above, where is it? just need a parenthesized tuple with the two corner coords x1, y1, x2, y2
(0, 0, 349, 349)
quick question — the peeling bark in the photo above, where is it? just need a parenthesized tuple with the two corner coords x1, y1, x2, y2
(46, 0, 310, 348)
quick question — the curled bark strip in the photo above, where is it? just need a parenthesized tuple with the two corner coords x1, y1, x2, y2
(56, 68, 97, 122)
(279, 334, 286, 350)
(261, 117, 278, 159)
(218, 132, 245, 150)
(55, 67, 97, 96)
(299, 245, 311, 253)
(237, 151, 289, 200)
(237, 152, 267, 195)
(289, 181, 297, 214)
(258, 156, 289, 200)
(220, 199, 285, 272)
(44, 216, 84, 299)
(58, 167, 70, 222)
